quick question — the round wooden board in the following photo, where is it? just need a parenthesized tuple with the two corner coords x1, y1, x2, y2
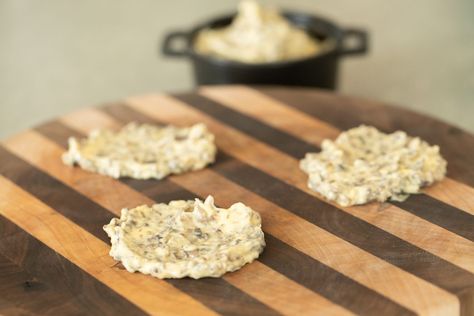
(0, 85, 473, 316)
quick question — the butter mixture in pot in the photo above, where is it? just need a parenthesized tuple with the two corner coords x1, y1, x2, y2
(300, 125, 447, 207)
(194, 0, 321, 63)
(62, 122, 216, 179)
(104, 196, 265, 279)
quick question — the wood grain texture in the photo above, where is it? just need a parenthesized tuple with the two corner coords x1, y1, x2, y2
(65, 101, 462, 314)
(0, 175, 218, 316)
(0, 143, 280, 316)
(38, 113, 404, 315)
(0, 216, 146, 316)
(425, 179, 474, 216)
(97, 104, 459, 314)
(6, 127, 357, 316)
(127, 92, 473, 315)
(0, 85, 473, 315)
(21, 127, 355, 316)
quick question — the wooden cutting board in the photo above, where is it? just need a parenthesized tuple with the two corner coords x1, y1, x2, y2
(0, 85, 473, 316)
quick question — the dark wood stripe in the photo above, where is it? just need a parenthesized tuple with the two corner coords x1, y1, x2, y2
(36, 121, 80, 148)
(65, 112, 417, 315)
(167, 278, 282, 316)
(0, 146, 112, 244)
(459, 287, 474, 316)
(173, 93, 316, 159)
(0, 146, 281, 316)
(260, 87, 474, 188)
(263, 234, 415, 316)
(392, 194, 474, 242)
(0, 215, 146, 316)
(212, 155, 474, 294)
(35, 120, 83, 148)
(121, 178, 196, 202)
(101, 103, 161, 126)
(171, 94, 474, 250)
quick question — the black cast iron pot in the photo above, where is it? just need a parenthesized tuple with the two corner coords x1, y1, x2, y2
(161, 11, 368, 90)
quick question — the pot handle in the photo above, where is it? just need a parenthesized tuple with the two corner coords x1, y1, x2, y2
(338, 28, 368, 56)
(162, 31, 190, 57)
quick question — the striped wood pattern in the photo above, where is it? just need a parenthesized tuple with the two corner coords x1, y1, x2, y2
(0, 86, 473, 316)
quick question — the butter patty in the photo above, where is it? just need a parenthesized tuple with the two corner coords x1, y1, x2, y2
(104, 196, 265, 279)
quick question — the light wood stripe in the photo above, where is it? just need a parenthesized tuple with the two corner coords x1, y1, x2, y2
(4, 130, 355, 316)
(200, 85, 474, 216)
(0, 175, 217, 316)
(56, 106, 461, 315)
(61, 109, 121, 134)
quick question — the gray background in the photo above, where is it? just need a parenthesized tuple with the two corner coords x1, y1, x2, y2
(1, 0, 473, 139)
